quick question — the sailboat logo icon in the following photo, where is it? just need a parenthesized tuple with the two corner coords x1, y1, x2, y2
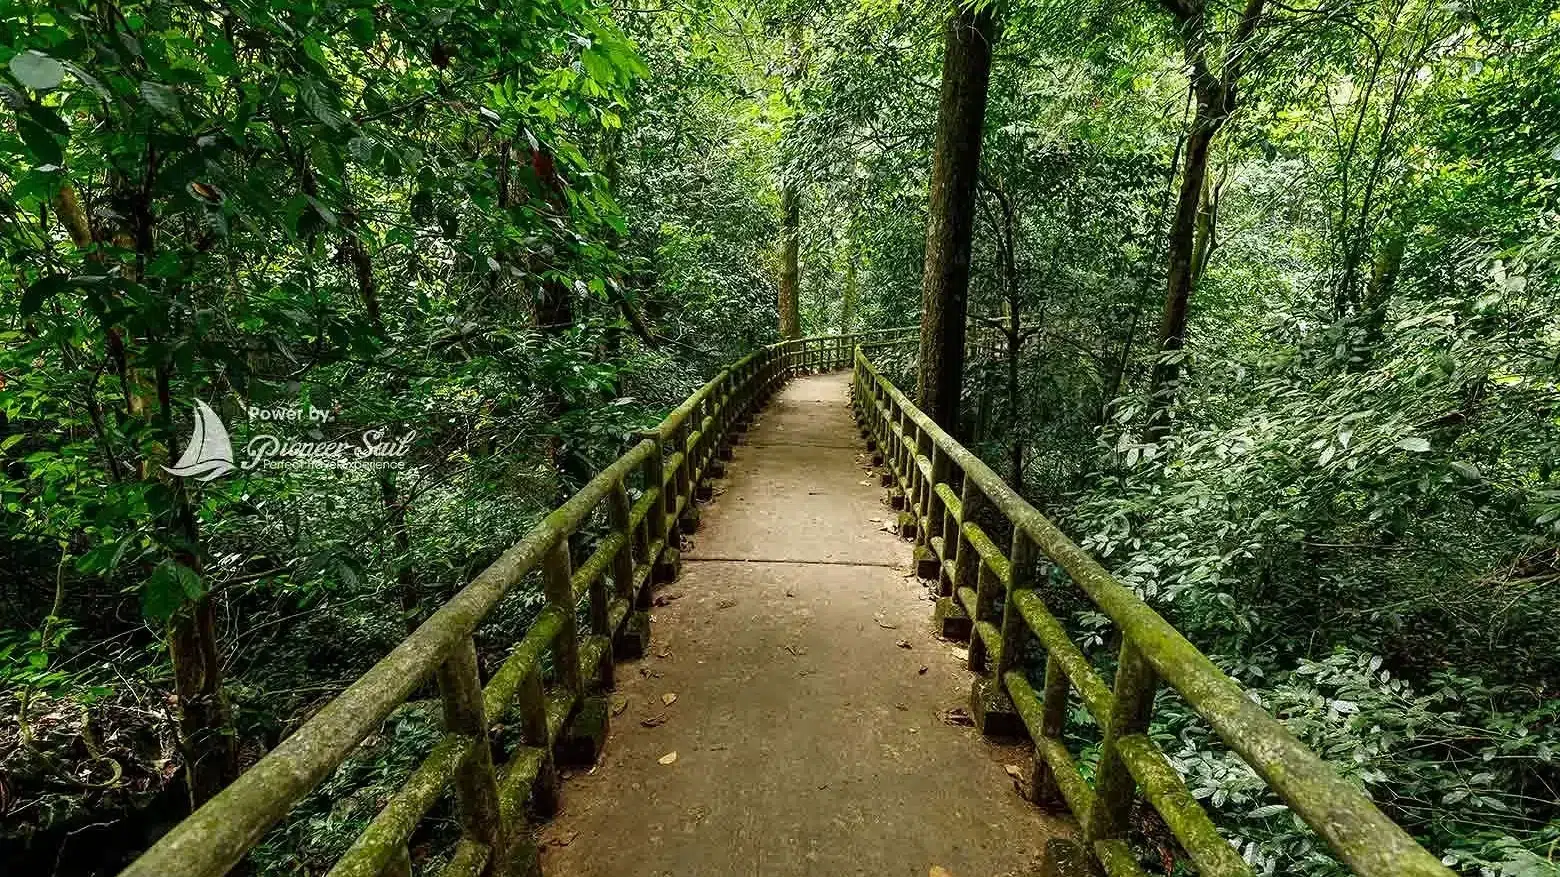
(163, 399, 238, 482)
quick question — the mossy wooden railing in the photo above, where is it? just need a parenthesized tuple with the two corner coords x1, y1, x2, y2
(852, 349, 1454, 877)
(120, 328, 909, 877)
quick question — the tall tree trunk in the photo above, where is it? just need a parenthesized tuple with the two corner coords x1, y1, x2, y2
(157, 366, 238, 810)
(779, 183, 801, 339)
(1143, 0, 1267, 443)
(1354, 223, 1406, 370)
(841, 245, 858, 334)
(379, 470, 421, 632)
(59, 180, 236, 808)
(916, 0, 997, 433)
(1144, 111, 1216, 444)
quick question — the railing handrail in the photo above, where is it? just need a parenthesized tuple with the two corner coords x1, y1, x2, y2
(852, 348, 1453, 877)
(123, 329, 896, 877)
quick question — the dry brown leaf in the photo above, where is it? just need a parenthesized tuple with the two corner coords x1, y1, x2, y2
(896, 639, 912, 649)
(662, 692, 678, 706)
(547, 830, 580, 848)
(942, 708, 974, 727)
(918, 665, 929, 675)
(658, 751, 678, 765)
(930, 867, 954, 877)
(610, 695, 629, 716)
(641, 713, 668, 728)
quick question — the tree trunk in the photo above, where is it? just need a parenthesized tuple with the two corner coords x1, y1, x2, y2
(916, 0, 997, 433)
(1144, 99, 1219, 444)
(1354, 224, 1406, 370)
(379, 470, 421, 632)
(157, 366, 238, 810)
(779, 183, 801, 339)
(841, 246, 858, 335)
(1143, 0, 1267, 443)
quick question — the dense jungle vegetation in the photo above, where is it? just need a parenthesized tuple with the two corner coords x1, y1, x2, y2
(1, 0, 1557, 873)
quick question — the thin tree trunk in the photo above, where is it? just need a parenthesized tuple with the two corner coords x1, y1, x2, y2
(841, 246, 858, 334)
(157, 365, 237, 810)
(379, 470, 420, 632)
(1142, 0, 1266, 443)
(779, 183, 801, 339)
(916, 0, 997, 433)
(59, 178, 236, 809)
(1354, 222, 1406, 370)
(1144, 112, 1217, 444)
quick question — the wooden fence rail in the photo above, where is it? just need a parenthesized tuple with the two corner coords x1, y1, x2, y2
(120, 329, 909, 877)
(852, 348, 1454, 877)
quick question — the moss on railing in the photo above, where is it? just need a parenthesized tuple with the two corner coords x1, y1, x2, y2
(853, 348, 1455, 877)
(119, 331, 903, 877)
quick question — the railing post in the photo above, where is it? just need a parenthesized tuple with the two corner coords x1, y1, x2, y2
(912, 432, 940, 580)
(674, 420, 692, 526)
(938, 478, 982, 638)
(436, 636, 510, 875)
(635, 431, 667, 550)
(919, 445, 949, 581)
(542, 538, 583, 697)
(608, 477, 650, 660)
(1086, 639, 1158, 843)
(517, 654, 559, 817)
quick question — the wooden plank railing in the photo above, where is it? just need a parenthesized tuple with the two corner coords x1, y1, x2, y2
(120, 329, 908, 877)
(852, 347, 1454, 877)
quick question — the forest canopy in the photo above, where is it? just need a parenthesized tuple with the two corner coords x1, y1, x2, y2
(2, 0, 1557, 873)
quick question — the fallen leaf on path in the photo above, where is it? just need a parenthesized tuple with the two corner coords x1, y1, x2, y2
(896, 639, 912, 649)
(942, 708, 974, 727)
(874, 615, 898, 629)
(784, 644, 806, 656)
(716, 598, 737, 609)
(653, 592, 684, 607)
(610, 695, 629, 716)
(918, 666, 929, 675)
(662, 692, 678, 706)
(658, 751, 678, 765)
(641, 713, 668, 728)
(1003, 763, 1030, 797)
(655, 648, 672, 659)
(546, 830, 579, 848)
(931, 867, 954, 877)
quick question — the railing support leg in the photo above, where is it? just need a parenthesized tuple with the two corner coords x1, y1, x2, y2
(1085, 640, 1158, 844)
(437, 637, 513, 877)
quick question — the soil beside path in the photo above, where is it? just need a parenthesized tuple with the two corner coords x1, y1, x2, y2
(541, 372, 1065, 877)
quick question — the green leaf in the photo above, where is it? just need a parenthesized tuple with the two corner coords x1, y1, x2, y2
(1450, 461, 1482, 481)
(139, 81, 181, 117)
(10, 50, 65, 90)
(1394, 437, 1431, 453)
(142, 562, 184, 621)
(22, 274, 71, 315)
(16, 116, 62, 166)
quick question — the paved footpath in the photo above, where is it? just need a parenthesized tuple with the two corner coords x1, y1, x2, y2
(542, 372, 1064, 877)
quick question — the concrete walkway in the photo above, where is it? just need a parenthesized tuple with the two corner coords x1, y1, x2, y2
(542, 373, 1063, 877)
